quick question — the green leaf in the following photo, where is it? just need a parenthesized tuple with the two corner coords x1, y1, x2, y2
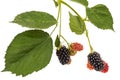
(55, 35, 60, 47)
(12, 11, 57, 29)
(53, 0, 58, 7)
(3, 30, 53, 76)
(86, 4, 114, 30)
(71, 0, 88, 7)
(69, 12, 85, 35)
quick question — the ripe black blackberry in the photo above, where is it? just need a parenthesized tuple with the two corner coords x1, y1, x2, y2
(56, 46, 71, 65)
(88, 52, 104, 71)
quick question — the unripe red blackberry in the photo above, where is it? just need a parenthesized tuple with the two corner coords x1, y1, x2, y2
(70, 42, 83, 56)
(88, 52, 104, 71)
(56, 46, 71, 65)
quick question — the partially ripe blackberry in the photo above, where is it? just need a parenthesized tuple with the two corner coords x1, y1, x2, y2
(88, 52, 104, 71)
(100, 61, 109, 73)
(56, 46, 71, 65)
(87, 61, 94, 70)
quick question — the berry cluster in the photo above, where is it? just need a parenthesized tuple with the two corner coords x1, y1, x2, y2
(56, 46, 71, 65)
(56, 42, 83, 65)
(56, 41, 109, 73)
(87, 52, 109, 73)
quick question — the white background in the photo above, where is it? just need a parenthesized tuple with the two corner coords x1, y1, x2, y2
(0, 0, 120, 80)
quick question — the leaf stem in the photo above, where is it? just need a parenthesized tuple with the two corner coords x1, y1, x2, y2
(50, 1, 61, 36)
(61, 1, 83, 20)
(60, 35, 70, 47)
(85, 29, 93, 53)
(61, 1, 94, 53)
(59, 2, 62, 38)
(83, 17, 89, 22)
